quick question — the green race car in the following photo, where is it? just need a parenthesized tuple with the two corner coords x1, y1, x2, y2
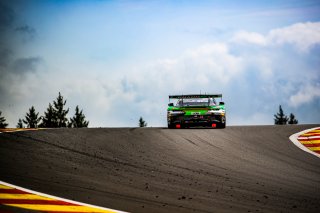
(167, 94, 226, 129)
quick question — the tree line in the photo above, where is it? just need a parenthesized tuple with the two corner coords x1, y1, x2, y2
(1, 92, 89, 128)
(1, 102, 299, 128)
(274, 105, 298, 125)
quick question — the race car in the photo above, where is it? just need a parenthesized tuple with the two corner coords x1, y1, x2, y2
(167, 94, 226, 128)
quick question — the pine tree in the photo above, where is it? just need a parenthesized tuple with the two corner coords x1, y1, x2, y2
(23, 106, 41, 128)
(139, 117, 147, 127)
(40, 103, 56, 128)
(16, 119, 24, 128)
(288, 113, 298, 124)
(0, 111, 9, 128)
(69, 106, 89, 128)
(274, 105, 288, 125)
(53, 92, 69, 127)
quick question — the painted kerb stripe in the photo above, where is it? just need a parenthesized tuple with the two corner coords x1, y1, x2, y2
(0, 181, 128, 213)
(0, 128, 39, 133)
(290, 127, 320, 158)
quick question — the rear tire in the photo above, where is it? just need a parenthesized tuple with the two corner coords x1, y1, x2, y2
(218, 120, 226, 128)
(168, 123, 175, 129)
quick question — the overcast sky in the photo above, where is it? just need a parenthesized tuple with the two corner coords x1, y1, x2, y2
(1, 0, 320, 127)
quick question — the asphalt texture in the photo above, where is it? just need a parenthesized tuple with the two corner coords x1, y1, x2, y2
(0, 125, 320, 213)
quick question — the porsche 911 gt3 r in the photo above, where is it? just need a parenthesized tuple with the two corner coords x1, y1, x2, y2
(167, 94, 226, 128)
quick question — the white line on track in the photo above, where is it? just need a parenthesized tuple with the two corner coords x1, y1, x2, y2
(289, 127, 320, 159)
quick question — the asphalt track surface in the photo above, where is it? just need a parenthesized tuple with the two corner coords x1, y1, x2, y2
(1, 125, 320, 213)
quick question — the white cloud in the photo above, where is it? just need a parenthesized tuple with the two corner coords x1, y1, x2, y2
(268, 22, 320, 52)
(182, 43, 244, 84)
(92, 42, 245, 126)
(2, 21, 320, 127)
(231, 31, 267, 46)
(289, 84, 320, 107)
(125, 42, 244, 95)
(231, 22, 320, 53)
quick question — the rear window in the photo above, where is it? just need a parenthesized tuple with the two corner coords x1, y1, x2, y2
(176, 98, 216, 106)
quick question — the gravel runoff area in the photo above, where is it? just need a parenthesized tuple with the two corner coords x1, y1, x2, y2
(0, 125, 320, 213)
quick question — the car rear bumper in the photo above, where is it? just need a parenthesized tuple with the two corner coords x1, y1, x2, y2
(168, 115, 225, 126)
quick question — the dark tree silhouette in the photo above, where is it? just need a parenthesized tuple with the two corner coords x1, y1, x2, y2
(53, 92, 69, 127)
(16, 118, 24, 128)
(40, 103, 56, 128)
(274, 105, 288, 125)
(0, 111, 9, 128)
(288, 113, 298, 124)
(139, 117, 147, 127)
(69, 106, 89, 128)
(23, 106, 41, 128)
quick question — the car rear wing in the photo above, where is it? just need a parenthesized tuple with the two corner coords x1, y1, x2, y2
(168, 94, 224, 106)
(169, 94, 222, 99)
